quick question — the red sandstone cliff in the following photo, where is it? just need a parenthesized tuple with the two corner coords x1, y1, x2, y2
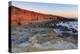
(9, 6, 64, 26)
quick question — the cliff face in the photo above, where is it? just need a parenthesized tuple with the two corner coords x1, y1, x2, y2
(9, 6, 64, 26)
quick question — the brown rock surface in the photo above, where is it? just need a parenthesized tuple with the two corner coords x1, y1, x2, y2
(9, 6, 64, 26)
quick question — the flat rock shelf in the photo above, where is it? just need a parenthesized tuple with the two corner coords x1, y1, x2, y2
(11, 20, 78, 53)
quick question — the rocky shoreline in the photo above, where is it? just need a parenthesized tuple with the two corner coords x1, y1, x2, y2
(11, 20, 78, 52)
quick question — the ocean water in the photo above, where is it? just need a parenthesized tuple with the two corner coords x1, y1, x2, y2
(11, 20, 78, 52)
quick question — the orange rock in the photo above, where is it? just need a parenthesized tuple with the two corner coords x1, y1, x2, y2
(9, 6, 64, 26)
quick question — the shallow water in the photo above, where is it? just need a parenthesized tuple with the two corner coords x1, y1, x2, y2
(11, 20, 78, 52)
